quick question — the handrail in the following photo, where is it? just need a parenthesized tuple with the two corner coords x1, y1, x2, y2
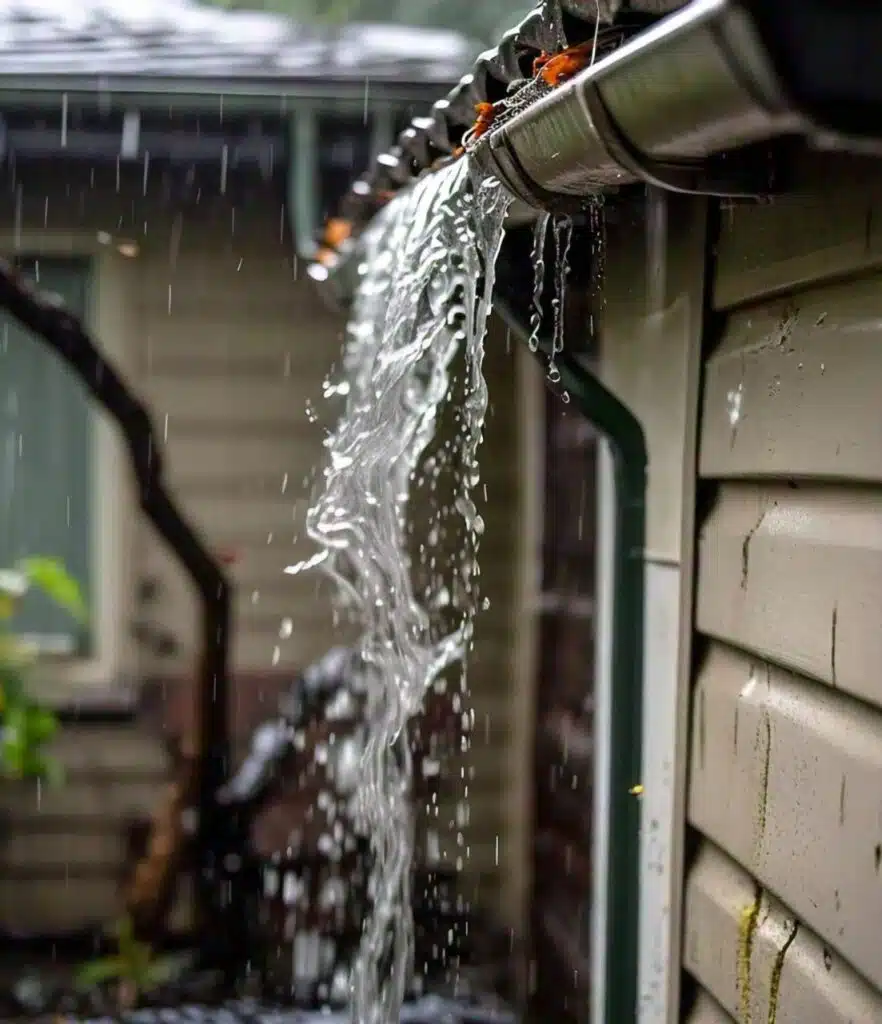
(495, 294, 647, 1024)
(0, 261, 234, 962)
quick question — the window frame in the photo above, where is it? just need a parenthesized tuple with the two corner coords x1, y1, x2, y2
(0, 233, 139, 710)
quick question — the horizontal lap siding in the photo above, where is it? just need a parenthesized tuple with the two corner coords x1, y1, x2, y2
(137, 212, 346, 675)
(684, 159, 882, 1019)
(0, 726, 172, 934)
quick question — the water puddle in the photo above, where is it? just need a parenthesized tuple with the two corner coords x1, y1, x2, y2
(295, 158, 511, 1023)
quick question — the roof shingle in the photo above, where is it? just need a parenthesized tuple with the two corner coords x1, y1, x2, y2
(0, 0, 482, 82)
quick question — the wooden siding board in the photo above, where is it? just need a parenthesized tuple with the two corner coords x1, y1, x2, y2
(684, 839, 882, 1024)
(690, 155, 882, 1021)
(696, 482, 882, 710)
(701, 276, 882, 483)
(687, 642, 882, 992)
(143, 377, 325, 430)
(714, 154, 882, 310)
(2, 779, 165, 821)
(0, 831, 124, 875)
(0, 879, 122, 933)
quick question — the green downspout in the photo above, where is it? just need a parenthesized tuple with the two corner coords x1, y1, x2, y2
(497, 301, 647, 1024)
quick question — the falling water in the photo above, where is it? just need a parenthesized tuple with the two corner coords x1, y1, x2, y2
(299, 158, 511, 1023)
(548, 215, 573, 385)
(527, 212, 550, 353)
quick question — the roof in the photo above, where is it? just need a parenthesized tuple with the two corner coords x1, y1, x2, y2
(0, 0, 483, 84)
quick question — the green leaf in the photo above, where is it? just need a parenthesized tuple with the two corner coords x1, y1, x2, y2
(23, 705, 57, 743)
(18, 557, 87, 622)
(74, 956, 128, 990)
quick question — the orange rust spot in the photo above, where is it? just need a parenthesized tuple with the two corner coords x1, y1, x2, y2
(532, 50, 553, 77)
(538, 41, 596, 88)
(470, 100, 497, 143)
(322, 216, 352, 249)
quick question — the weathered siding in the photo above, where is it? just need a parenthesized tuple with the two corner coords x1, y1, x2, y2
(136, 211, 351, 673)
(0, 163, 525, 934)
(683, 155, 882, 1019)
(0, 726, 170, 934)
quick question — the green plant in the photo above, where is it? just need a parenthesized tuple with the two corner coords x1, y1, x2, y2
(74, 916, 190, 1009)
(0, 556, 87, 781)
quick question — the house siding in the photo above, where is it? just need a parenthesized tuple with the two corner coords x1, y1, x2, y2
(0, 164, 525, 934)
(682, 153, 882, 1020)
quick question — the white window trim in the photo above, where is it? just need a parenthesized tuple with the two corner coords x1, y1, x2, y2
(0, 231, 139, 708)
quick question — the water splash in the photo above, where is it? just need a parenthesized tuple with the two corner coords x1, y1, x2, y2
(301, 158, 511, 1023)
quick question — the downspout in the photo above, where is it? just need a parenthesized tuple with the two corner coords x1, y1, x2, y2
(496, 297, 647, 1024)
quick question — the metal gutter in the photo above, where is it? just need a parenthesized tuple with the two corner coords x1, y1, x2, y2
(314, 0, 882, 271)
(475, 0, 882, 208)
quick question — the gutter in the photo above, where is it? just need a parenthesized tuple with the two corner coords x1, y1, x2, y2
(308, 199, 538, 314)
(315, 0, 882, 277)
(474, 0, 882, 208)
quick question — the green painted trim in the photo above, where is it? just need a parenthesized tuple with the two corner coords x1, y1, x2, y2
(557, 352, 645, 1024)
(497, 299, 646, 1024)
(290, 110, 319, 261)
(1, 257, 95, 657)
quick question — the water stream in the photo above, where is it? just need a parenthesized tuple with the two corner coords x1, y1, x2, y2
(296, 158, 511, 1023)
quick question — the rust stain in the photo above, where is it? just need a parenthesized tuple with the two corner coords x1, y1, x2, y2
(738, 886, 763, 1024)
(754, 711, 773, 862)
(767, 919, 799, 1024)
(464, 101, 498, 148)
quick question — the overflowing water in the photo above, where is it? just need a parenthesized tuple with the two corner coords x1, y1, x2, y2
(296, 158, 511, 1023)
(527, 212, 550, 353)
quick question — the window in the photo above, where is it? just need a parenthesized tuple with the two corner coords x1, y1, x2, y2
(0, 258, 93, 655)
